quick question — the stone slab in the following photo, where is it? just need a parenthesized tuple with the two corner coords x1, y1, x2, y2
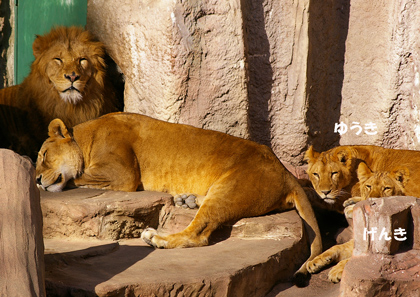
(41, 189, 173, 240)
(40, 188, 308, 296)
(340, 251, 420, 297)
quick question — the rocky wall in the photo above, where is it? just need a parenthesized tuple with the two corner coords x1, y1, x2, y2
(63, 0, 419, 163)
(340, 0, 420, 150)
(87, 0, 311, 164)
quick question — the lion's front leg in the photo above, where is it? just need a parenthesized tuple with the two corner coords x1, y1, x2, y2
(307, 239, 354, 275)
(343, 196, 363, 219)
(74, 164, 140, 192)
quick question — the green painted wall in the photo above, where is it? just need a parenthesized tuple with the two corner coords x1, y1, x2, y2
(15, 0, 87, 84)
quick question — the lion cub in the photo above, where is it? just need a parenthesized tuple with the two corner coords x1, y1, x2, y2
(36, 112, 322, 284)
(306, 162, 409, 283)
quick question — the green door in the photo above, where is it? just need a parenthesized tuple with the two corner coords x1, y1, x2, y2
(15, 0, 87, 84)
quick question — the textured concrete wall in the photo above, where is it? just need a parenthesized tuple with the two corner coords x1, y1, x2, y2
(86, 0, 420, 164)
(87, 0, 311, 164)
(87, 0, 249, 139)
(340, 0, 420, 150)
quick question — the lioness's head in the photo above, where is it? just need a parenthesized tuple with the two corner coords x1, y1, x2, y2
(31, 26, 106, 104)
(304, 146, 356, 204)
(36, 119, 83, 192)
(357, 162, 409, 199)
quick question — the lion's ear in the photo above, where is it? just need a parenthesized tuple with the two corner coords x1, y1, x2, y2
(33, 35, 48, 58)
(304, 146, 319, 163)
(48, 119, 72, 139)
(336, 148, 352, 167)
(391, 167, 410, 187)
(357, 162, 372, 182)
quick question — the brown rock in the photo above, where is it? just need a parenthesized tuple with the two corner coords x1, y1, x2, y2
(44, 209, 308, 296)
(41, 189, 173, 240)
(341, 196, 420, 296)
(412, 200, 420, 250)
(86, 1, 314, 165)
(352, 196, 417, 256)
(0, 149, 45, 296)
(340, 252, 420, 297)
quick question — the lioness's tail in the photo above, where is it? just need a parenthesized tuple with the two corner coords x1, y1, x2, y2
(290, 184, 322, 286)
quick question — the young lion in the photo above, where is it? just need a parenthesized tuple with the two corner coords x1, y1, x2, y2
(0, 26, 120, 159)
(305, 145, 420, 283)
(36, 112, 322, 285)
(304, 145, 420, 213)
(306, 163, 410, 282)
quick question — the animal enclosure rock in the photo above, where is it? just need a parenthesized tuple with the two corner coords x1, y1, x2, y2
(41, 189, 173, 240)
(352, 196, 418, 256)
(42, 188, 309, 296)
(340, 196, 420, 296)
(0, 149, 45, 297)
(87, 0, 312, 165)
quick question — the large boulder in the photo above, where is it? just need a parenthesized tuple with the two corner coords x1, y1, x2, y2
(340, 197, 420, 296)
(0, 149, 45, 297)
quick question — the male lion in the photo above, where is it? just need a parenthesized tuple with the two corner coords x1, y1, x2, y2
(36, 112, 322, 285)
(304, 145, 420, 282)
(0, 26, 120, 159)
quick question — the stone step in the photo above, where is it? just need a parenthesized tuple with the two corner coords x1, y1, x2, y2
(41, 189, 309, 296)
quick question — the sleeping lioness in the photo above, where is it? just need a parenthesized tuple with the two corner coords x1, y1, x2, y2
(36, 112, 322, 284)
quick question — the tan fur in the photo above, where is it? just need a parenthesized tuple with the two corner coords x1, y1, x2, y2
(0, 26, 119, 159)
(36, 112, 322, 284)
(306, 145, 420, 283)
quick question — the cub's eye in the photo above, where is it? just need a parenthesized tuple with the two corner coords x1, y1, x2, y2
(43, 150, 47, 158)
(331, 171, 338, 177)
(384, 187, 391, 191)
(366, 185, 371, 190)
(54, 58, 62, 63)
(313, 172, 319, 178)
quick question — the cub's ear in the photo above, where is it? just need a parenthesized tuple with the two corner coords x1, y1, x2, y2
(357, 162, 372, 182)
(304, 145, 320, 163)
(48, 119, 72, 139)
(335, 147, 353, 167)
(391, 167, 410, 187)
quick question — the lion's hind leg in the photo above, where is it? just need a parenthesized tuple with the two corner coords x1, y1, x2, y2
(307, 239, 353, 281)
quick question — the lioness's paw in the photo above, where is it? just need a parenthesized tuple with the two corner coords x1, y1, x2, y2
(328, 264, 344, 283)
(141, 227, 158, 248)
(307, 255, 332, 274)
(343, 197, 361, 208)
(344, 204, 355, 219)
(174, 194, 198, 209)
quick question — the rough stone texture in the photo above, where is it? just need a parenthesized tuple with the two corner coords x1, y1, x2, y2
(340, 252, 420, 297)
(41, 188, 308, 297)
(340, 196, 420, 296)
(41, 189, 173, 240)
(352, 196, 417, 256)
(340, 0, 420, 149)
(0, 149, 45, 297)
(87, 0, 249, 140)
(87, 0, 314, 165)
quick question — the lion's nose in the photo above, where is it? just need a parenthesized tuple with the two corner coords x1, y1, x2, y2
(321, 190, 331, 196)
(64, 72, 80, 82)
(36, 175, 42, 185)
